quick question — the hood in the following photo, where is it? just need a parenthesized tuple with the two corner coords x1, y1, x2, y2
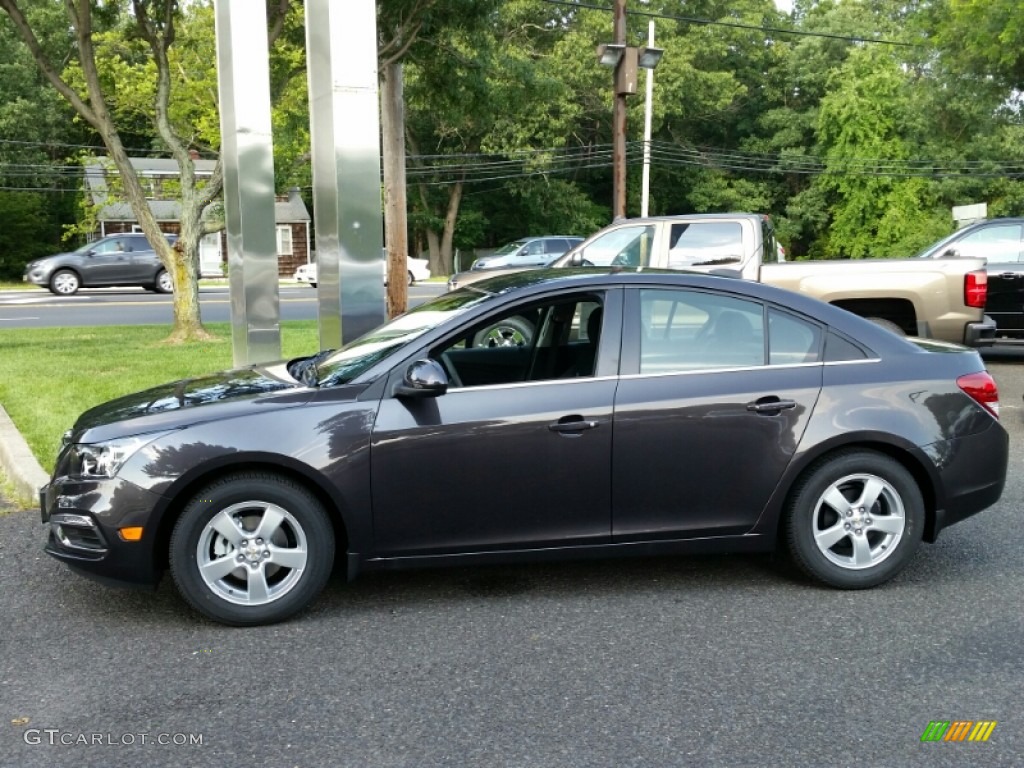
(72, 363, 309, 441)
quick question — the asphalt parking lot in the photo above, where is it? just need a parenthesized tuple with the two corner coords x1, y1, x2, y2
(1, 350, 1022, 768)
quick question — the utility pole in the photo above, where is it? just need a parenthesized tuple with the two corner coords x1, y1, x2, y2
(640, 20, 655, 218)
(612, 0, 627, 219)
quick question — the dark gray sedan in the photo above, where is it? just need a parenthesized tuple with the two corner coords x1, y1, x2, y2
(23, 232, 175, 295)
(40, 269, 1008, 625)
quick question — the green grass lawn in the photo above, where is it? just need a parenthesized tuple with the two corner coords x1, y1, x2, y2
(0, 322, 321, 472)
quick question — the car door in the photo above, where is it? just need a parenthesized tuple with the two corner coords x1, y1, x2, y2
(79, 236, 134, 285)
(513, 239, 549, 267)
(369, 289, 622, 555)
(611, 287, 823, 540)
(122, 235, 161, 282)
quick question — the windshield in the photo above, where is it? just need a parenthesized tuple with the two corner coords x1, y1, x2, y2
(315, 289, 492, 385)
(914, 230, 962, 258)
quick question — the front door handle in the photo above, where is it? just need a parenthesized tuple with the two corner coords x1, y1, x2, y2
(548, 416, 599, 434)
(746, 397, 798, 414)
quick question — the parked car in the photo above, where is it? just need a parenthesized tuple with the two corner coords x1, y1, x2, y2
(23, 233, 177, 295)
(293, 255, 430, 287)
(448, 214, 995, 347)
(470, 236, 584, 270)
(915, 218, 1024, 339)
(40, 269, 1008, 625)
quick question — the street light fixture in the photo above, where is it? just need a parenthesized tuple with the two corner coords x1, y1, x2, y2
(637, 45, 664, 70)
(597, 28, 663, 218)
(596, 43, 625, 68)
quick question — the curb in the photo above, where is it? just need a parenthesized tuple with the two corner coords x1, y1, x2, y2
(0, 404, 48, 507)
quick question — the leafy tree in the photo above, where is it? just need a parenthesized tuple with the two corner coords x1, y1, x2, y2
(0, 0, 293, 343)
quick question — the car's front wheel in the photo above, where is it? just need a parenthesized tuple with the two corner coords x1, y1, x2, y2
(169, 473, 335, 626)
(154, 269, 174, 294)
(783, 450, 923, 589)
(49, 269, 80, 295)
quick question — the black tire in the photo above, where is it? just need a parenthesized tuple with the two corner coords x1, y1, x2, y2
(783, 449, 923, 589)
(309, 282, 317, 288)
(169, 472, 335, 626)
(49, 269, 80, 295)
(154, 269, 174, 294)
(408, 271, 415, 286)
(472, 316, 534, 348)
(866, 317, 905, 336)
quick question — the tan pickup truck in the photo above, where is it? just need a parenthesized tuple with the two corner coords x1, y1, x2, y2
(448, 213, 995, 347)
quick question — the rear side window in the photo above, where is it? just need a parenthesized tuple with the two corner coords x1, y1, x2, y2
(768, 309, 822, 364)
(639, 289, 765, 373)
(824, 331, 869, 362)
(667, 222, 744, 268)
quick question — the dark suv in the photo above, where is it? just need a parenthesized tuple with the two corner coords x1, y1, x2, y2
(23, 233, 177, 295)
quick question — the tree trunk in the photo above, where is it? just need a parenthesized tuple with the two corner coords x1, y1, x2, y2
(439, 181, 463, 275)
(381, 60, 408, 319)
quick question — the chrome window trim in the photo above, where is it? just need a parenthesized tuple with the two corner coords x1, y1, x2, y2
(446, 375, 619, 394)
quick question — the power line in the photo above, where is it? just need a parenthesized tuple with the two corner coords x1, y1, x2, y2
(540, 0, 919, 47)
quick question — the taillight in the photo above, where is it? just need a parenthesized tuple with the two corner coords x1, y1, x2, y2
(957, 371, 999, 418)
(965, 270, 987, 308)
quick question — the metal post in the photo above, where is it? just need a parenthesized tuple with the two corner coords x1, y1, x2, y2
(213, 0, 282, 367)
(306, 0, 386, 348)
(612, 0, 627, 219)
(640, 20, 655, 218)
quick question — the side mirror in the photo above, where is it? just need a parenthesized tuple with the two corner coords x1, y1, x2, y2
(395, 358, 449, 398)
(570, 251, 584, 267)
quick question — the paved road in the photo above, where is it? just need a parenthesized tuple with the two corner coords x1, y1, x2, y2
(1, 354, 1022, 768)
(0, 283, 445, 328)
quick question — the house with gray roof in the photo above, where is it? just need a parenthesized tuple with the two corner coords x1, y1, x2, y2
(84, 156, 311, 277)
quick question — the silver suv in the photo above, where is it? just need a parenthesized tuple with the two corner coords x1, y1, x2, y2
(471, 236, 583, 270)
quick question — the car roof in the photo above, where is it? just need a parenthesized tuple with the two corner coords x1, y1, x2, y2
(455, 267, 901, 345)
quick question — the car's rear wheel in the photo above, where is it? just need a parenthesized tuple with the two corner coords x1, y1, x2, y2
(408, 270, 415, 286)
(49, 269, 80, 295)
(170, 473, 335, 626)
(783, 450, 923, 589)
(154, 269, 173, 294)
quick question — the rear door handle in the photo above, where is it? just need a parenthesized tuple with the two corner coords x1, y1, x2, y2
(548, 417, 599, 434)
(746, 397, 798, 414)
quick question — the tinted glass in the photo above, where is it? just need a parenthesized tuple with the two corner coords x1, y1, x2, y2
(639, 289, 765, 373)
(768, 309, 822, 365)
(316, 289, 492, 386)
(434, 294, 605, 386)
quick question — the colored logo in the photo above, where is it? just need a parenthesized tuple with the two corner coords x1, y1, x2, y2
(921, 721, 997, 742)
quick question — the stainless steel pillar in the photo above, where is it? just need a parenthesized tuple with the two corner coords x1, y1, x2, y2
(214, 0, 282, 367)
(306, 0, 386, 348)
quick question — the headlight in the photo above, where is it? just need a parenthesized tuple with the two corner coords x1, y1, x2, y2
(69, 432, 171, 479)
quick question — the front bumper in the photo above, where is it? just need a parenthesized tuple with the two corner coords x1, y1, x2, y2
(40, 475, 165, 587)
(23, 268, 52, 287)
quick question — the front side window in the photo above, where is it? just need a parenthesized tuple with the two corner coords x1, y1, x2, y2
(956, 224, 1023, 262)
(433, 294, 605, 388)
